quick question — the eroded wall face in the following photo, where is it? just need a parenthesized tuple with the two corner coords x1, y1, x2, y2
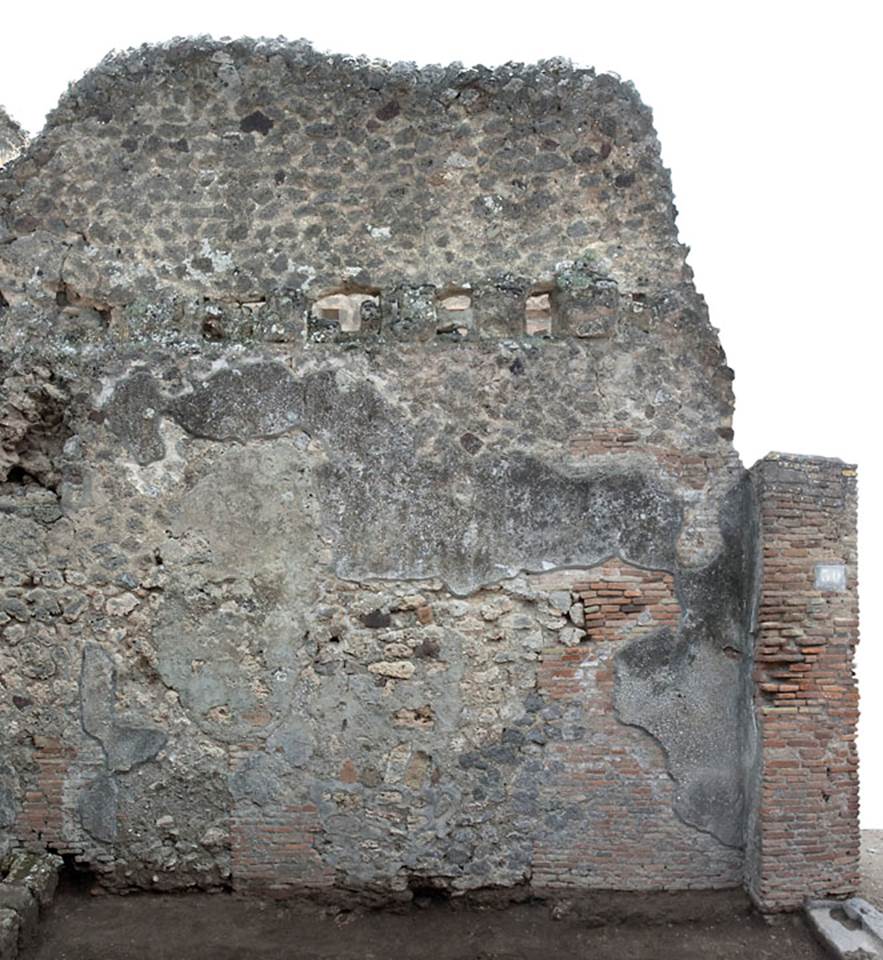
(0, 40, 757, 898)
(0, 343, 751, 896)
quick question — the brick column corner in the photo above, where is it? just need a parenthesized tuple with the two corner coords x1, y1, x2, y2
(746, 453, 860, 910)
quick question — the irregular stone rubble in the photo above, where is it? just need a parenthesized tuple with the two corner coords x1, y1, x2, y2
(0, 852, 62, 959)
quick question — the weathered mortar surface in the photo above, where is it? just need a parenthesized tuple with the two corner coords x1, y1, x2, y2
(0, 39, 755, 899)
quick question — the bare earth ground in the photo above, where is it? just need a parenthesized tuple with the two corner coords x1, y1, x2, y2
(21, 889, 828, 960)
(26, 826, 883, 960)
(861, 829, 883, 907)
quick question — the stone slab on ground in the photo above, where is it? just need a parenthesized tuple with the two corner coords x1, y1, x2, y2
(806, 897, 883, 959)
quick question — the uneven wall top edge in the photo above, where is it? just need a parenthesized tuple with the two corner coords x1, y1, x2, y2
(0, 106, 27, 167)
(0, 38, 711, 346)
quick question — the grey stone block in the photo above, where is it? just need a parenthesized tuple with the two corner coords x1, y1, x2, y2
(806, 898, 883, 959)
(3, 852, 62, 909)
(0, 908, 22, 960)
(0, 886, 37, 949)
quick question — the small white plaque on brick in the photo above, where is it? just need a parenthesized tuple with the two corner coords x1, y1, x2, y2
(815, 563, 847, 592)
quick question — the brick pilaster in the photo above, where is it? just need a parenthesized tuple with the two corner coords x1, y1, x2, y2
(747, 453, 860, 910)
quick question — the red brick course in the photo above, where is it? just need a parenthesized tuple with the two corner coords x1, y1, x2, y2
(229, 746, 334, 895)
(748, 454, 860, 910)
(532, 562, 742, 890)
(15, 736, 72, 853)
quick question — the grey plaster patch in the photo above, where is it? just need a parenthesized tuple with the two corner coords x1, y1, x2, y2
(104, 370, 166, 464)
(155, 441, 319, 741)
(266, 726, 315, 768)
(107, 724, 167, 773)
(164, 364, 686, 593)
(80, 643, 115, 745)
(614, 475, 754, 848)
(325, 453, 683, 595)
(229, 753, 284, 806)
(167, 363, 302, 441)
(79, 773, 119, 844)
(0, 764, 17, 829)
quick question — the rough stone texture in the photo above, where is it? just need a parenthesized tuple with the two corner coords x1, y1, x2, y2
(746, 454, 860, 911)
(0, 38, 858, 907)
(0, 109, 26, 170)
(0, 908, 20, 960)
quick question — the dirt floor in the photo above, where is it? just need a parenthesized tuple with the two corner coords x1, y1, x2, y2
(25, 827, 883, 960)
(21, 890, 828, 960)
(861, 829, 883, 907)
(20, 880, 835, 960)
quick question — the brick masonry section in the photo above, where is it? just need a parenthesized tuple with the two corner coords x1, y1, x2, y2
(15, 738, 70, 854)
(533, 562, 742, 890)
(748, 453, 860, 910)
(230, 747, 334, 896)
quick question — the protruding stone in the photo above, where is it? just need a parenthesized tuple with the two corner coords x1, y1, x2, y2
(472, 275, 530, 337)
(368, 661, 415, 680)
(383, 285, 436, 341)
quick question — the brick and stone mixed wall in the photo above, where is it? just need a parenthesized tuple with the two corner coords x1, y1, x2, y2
(0, 39, 860, 907)
(746, 454, 860, 910)
(532, 563, 741, 890)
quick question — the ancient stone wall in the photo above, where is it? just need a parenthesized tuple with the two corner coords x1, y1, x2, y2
(0, 39, 858, 906)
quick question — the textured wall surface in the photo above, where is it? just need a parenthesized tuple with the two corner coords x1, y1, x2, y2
(0, 39, 858, 905)
(746, 454, 860, 911)
(0, 109, 26, 169)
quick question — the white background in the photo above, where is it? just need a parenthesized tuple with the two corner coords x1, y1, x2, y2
(2, 1, 880, 826)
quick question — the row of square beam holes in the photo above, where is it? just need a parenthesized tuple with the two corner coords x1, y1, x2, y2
(315, 291, 553, 336)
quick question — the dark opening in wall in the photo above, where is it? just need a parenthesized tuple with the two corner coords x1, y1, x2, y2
(57, 853, 98, 896)
(525, 291, 553, 336)
(5, 464, 31, 484)
(313, 291, 380, 333)
(201, 315, 224, 341)
(436, 290, 472, 338)
(407, 874, 452, 904)
(1, 374, 72, 491)
(54, 282, 113, 327)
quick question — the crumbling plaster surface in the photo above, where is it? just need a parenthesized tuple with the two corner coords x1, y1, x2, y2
(0, 39, 755, 896)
